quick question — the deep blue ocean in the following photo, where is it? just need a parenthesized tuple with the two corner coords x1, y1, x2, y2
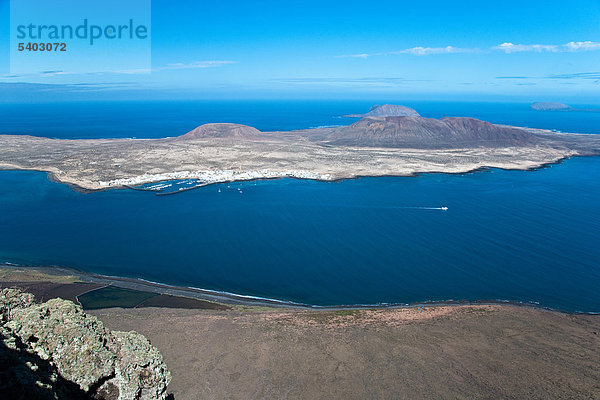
(0, 100, 599, 312)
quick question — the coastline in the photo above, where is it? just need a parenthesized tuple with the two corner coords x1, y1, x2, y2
(1, 262, 596, 315)
(2, 120, 598, 192)
(0, 150, 585, 194)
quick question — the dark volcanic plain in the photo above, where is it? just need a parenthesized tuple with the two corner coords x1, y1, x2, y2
(92, 305, 600, 400)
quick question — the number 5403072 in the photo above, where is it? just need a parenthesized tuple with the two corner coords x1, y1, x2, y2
(18, 43, 66, 51)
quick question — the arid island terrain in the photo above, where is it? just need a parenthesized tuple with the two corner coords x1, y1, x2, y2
(1, 105, 599, 191)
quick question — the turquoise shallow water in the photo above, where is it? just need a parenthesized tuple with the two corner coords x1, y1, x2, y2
(1, 157, 599, 312)
(0, 100, 599, 311)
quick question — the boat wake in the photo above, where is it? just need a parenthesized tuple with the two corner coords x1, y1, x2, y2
(400, 206, 449, 211)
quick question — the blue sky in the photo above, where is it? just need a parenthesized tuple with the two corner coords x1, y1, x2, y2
(1, 0, 600, 101)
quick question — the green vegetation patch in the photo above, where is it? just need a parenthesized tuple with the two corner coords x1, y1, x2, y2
(78, 286, 157, 309)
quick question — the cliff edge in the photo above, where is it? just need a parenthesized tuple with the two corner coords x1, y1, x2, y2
(0, 288, 171, 400)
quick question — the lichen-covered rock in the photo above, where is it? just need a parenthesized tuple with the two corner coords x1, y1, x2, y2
(110, 331, 172, 400)
(0, 324, 87, 399)
(0, 288, 35, 322)
(5, 298, 116, 391)
(0, 288, 171, 399)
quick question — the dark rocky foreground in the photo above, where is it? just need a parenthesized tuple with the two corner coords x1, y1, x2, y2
(0, 288, 171, 399)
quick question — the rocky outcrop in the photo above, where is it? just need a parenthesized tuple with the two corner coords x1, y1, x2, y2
(0, 288, 171, 400)
(345, 104, 421, 118)
(531, 102, 573, 111)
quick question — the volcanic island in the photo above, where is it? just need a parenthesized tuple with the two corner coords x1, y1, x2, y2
(1, 105, 599, 191)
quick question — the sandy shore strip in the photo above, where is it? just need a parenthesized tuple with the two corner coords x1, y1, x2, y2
(1, 263, 595, 314)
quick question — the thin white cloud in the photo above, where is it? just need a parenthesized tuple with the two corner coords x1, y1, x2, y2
(272, 77, 427, 87)
(336, 46, 476, 58)
(493, 43, 559, 53)
(111, 68, 152, 74)
(335, 53, 374, 59)
(338, 40, 600, 59)
(493, 41, 600, 53)
(1, 60, 237, 79)
(563, 41, 600, 52)
(337, 53, 371, 59)
(100, 61, 237, 74)
(391, 46, 475, 56)
(157, 61, 237, 70)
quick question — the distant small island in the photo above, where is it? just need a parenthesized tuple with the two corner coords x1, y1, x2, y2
(344, 104, 421, 118)
(531, 102, 574, 111)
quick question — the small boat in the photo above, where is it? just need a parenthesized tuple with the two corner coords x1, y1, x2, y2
(441, 207, 448, 211)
